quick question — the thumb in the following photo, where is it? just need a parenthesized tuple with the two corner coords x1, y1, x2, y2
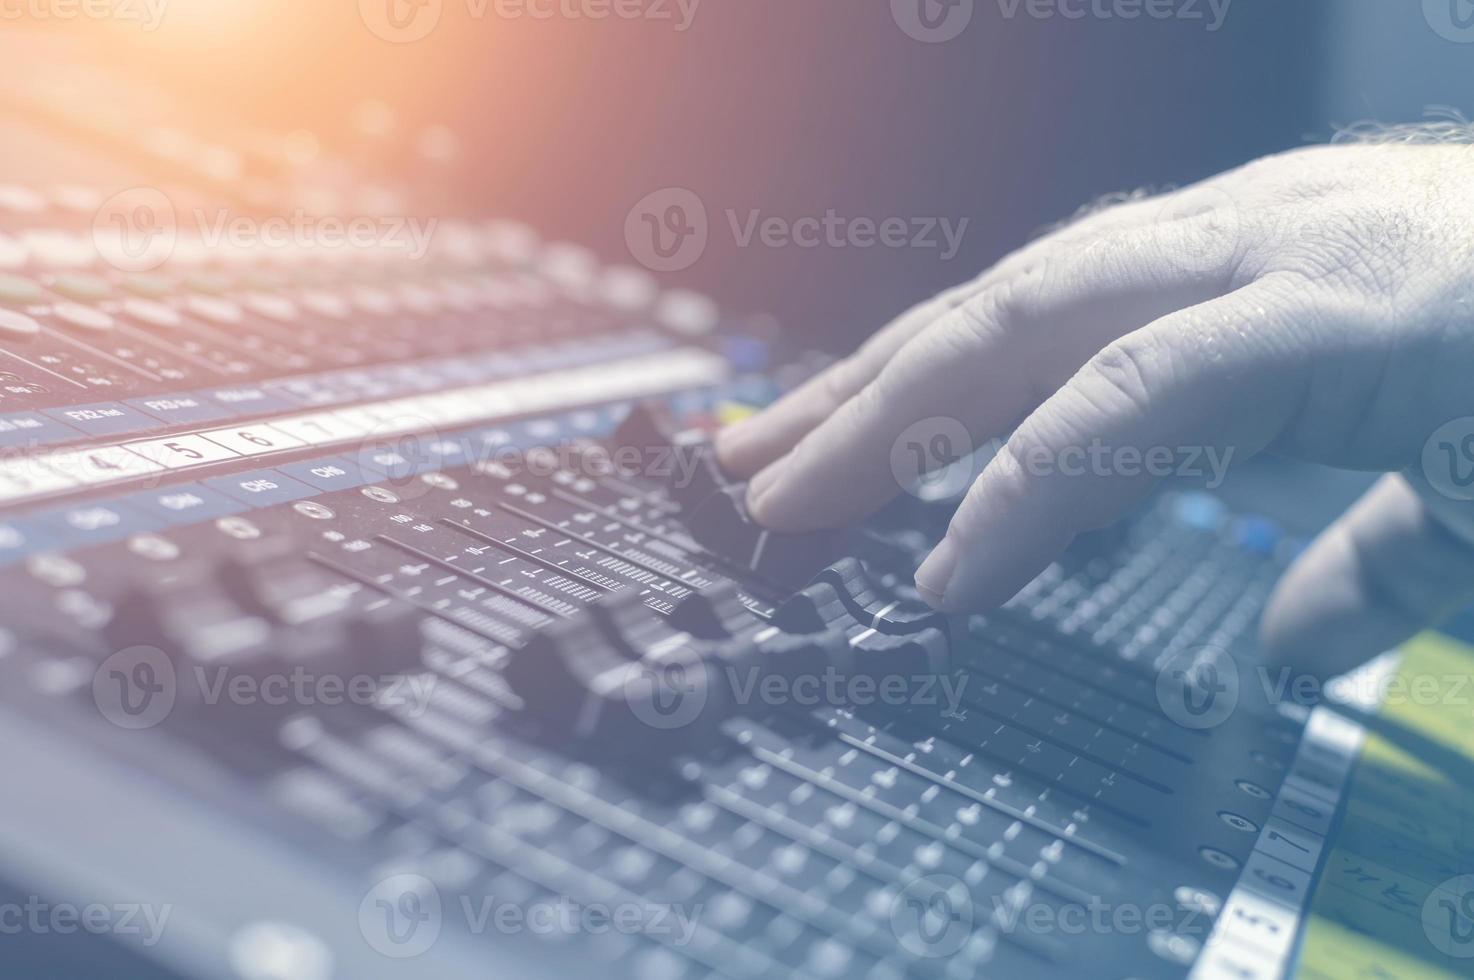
(1259, 473, 1474, 683)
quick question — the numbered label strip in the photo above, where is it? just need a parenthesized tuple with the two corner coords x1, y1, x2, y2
(0, 348, 727, 505)
(1189, 659, 1392, 979)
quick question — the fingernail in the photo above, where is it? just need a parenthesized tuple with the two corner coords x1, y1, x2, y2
(915, 537, 959, 609)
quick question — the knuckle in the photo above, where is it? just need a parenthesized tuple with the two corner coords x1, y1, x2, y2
(951, 280, 1029, 348)
(1080, 338, 1157, 417)
(847, 375, 893, 429)
(1286, 221, 1407, 297)
(819, 357, 859, 409)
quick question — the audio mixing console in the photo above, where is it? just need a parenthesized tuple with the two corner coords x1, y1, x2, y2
(0, 42, 1386, 980)
(0, 199, 1364, 980)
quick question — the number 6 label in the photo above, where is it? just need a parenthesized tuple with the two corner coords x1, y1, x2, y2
(202, 425, 305, 457)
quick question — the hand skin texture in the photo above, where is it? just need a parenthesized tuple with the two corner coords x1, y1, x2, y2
(714, 136, 1474, 684)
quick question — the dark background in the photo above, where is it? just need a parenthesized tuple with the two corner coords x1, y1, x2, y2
(68, 0, 1336, 351)
(35, 2, 1474, 354)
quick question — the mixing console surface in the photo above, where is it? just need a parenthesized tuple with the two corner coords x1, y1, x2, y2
(0, 194, 1355, 979)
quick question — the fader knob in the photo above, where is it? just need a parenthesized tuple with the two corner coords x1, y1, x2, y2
(687, 487, 845, 591)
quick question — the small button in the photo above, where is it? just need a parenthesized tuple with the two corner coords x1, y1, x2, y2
(656, 289, 719, 335)
(128, 534, 180, 562)
(600, 265, 657, 310)
(1199, 846, 1239, 870)
(215, 515, 262, 540)
(483, 219, 539, 263)
(350, 286, 397, 316)
(1218, 810, 1258, 834)
(395, 282, 442, 315)
(204, 468, 316, 506)
(298, 290, 350, 320)
(292, 500, 335, 520)
(1173, 885, 1222, 917)
(127, 394, 233, 426)
(122, 297, 182, 329)
(0, 186, 45, 214)
(52, 302, 114, 332)
(48, 186, 103, 213)
(243, 292, 298, 323)
(49, 273, 111, 302)
(0, 233, 26, 270)
(43, 401, 160, 437)
(275, 457, 365, 492)
(1236, 779, 1272, 800)
(20, 231, 94, 268)
(0, 411, 79, 446)
(184, 272, 233, 294)
(540, 241, 598, 290)
(1234, 515, 1281, 554)
(437, 279, 480, 312)
(0, 309, 40, 338)
(227, 921, 333, 980)
(122, 483, 245, 523)
(186, 295, 243, 325)
(1174, 491, 1226, 530)
(121, 274, 174, 297)
(1250, 749, 1286, 771)
(0, 274, 42, 306)
(1147, 928, 1200, 966)
(235, 270, 291, 292)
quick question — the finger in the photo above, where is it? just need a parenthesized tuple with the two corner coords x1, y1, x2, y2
(715, 278, 987, 477)
(916, 276, 1308, 611)
(745, 211, 1244, 532)
(715, 189, 1180, 477)
(1259, 473, 1474, 683)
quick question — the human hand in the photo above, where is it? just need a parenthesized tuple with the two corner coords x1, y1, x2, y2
(715, 140, 1474, 681)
